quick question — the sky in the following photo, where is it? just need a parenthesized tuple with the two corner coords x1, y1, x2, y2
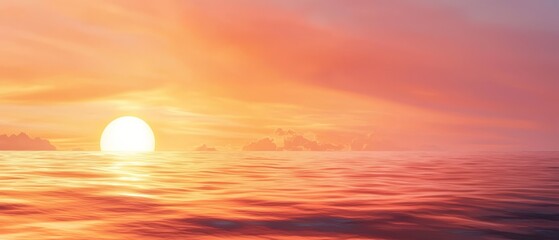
(0, 0, 557, 151)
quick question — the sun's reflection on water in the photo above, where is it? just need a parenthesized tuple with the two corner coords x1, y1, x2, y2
(0, 151, 558, 239)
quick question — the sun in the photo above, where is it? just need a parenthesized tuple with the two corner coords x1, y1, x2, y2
(100, 116, 155, 152)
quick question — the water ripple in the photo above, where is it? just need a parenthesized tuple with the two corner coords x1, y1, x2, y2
(0, 151, 558, 239)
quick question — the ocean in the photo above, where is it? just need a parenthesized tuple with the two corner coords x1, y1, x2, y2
(0, 151, 558, 240)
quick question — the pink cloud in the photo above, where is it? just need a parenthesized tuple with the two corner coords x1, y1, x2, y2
(0, 1, 557, 150)
(243, 138, 277, 151)
(181, 1, 558, 149)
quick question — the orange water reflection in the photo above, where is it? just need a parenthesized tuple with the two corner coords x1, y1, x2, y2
(0, 151, 558, 239)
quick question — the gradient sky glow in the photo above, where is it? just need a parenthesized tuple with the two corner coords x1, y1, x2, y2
(0, 0, 557, 151)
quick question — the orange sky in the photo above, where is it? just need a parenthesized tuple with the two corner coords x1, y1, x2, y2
(0, 0, 557, 151)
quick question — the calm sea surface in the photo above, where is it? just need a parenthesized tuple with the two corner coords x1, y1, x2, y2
(0, 151, 558, 240)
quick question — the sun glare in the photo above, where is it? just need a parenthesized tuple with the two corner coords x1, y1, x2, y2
(100, 116, 155, 152)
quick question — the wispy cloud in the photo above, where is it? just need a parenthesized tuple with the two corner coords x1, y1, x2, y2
(0, 0, 557, 150)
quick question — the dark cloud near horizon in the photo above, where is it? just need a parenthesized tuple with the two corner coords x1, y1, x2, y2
(194, 144, 217, 151)
(0, 132, 56, 151)
(243, 138, 277, 151)
(244, 129, 424, 151)
(243, 129, 344, 151)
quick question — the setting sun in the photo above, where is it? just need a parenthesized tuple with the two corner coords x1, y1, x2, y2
(0, 1, 558, 239)
(100, 116, 155, 152)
